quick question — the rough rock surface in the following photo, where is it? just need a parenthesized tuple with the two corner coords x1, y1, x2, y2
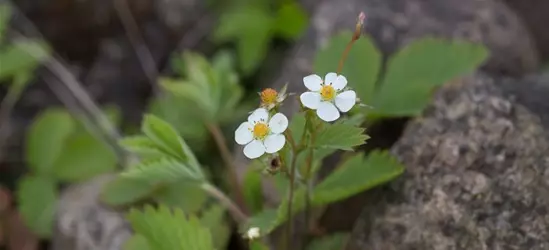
(52, 175, 132, 250)
(347, 74, 549, 250)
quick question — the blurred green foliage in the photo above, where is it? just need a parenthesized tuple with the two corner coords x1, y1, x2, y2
(212, 0, 307, 74)
(18, 107, 119, 238)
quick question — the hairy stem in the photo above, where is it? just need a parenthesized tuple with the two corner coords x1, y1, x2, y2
(206, 123, 249, 215)
(202, 183, 247, 223)
(285, 148, 298, 250)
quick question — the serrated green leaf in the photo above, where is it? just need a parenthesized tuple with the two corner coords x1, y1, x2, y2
(306, 233, 350, 250)
(314, 31, 381, 104)
(273, 2, 307, 39)
(372, 38, 489, 116)
(314, 123, 369, 150)
(237, 24, 272, 74)
(53, 132, 117, 182)
(0, 3, 11, 41)
(100, 176, 157, 206)
(17, 175, 57, 238)
(26, 109, 75, 174)
(0, 40, 50, 80)
(122, 157, 203, 184)
(119, 135, 167, 160)
(200, 205, 230, 249)
(127, 205, 215, 250)
(141, 115, 202, 175)
(155, 182, 207, 214)
(123, 234, 152, 250)
(243, 168, 264, 213)
(312, 150, 404, 205)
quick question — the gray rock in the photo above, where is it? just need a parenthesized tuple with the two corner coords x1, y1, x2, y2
(52, 175, 132, 250)
(347, 73, 549, 250)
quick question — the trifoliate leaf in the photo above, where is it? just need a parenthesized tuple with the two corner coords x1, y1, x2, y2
(242, 168, 264, 214)
(127, 205, 215, 250)
(314, 31, 381, 104)
(26, 108, 75, 174)
(314, 123, 369, 150)
(273, 2, 308, 39)
(372, 38, 488, 116)
(306, 233, 350, 250)
(122, 157, 203, 184)
(100, 177, 157, 206)
(17, 175, 57, 238)
(123, 234, 151, 250)
(52, 132, 117, 182)
(200, 205, 231, 249)
(155, 182, 207, 214)
(312, 151, 404, 205)
(0, 40, 50, 80)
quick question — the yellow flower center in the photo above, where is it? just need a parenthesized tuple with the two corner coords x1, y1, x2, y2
(252, 122, 269, 139)
(260, 88, 278, 105)
(320, 85, 336, 101)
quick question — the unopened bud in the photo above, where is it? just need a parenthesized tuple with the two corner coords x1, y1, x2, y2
(353, 12, 366, 40)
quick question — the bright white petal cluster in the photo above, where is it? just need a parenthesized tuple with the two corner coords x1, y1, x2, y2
(300, 72, 357, 122)
(235, 108, 288, 159)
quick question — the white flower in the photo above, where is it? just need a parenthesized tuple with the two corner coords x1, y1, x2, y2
(245, 227, 260, 239)
(234, 108, 288, 159)
(299, 72, 357, 122)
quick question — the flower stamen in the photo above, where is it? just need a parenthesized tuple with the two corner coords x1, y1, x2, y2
(252, 122, 269, 139)
(320, 85, 336, 101)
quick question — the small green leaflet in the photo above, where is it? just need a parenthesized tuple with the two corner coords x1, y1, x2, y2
(100, 176, 157, 207)
(121, 157, 203, 184)
(17, 175, 57, 238)
(0, 3, 11, 40)
(52, 132, 117, 182)
(155, 182, 208, 214)
(119, 135, 167, 160)
(273, 2, 308, 39)
(314, 122, 369, 150)
(26, 108, 75, 174)
(141, 114, 202, 176)
(0, 40, 50, 80)
(372, 37, 488, 116)
(312, 150, 404, 206)
(127, 205, 215, 250)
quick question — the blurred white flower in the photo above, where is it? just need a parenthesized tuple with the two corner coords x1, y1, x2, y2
(300, 72, 357, 122)
(245, 227, 260, 240)
(235, 108, 288, 159)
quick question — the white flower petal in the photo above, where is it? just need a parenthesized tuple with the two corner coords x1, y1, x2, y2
(248, 108, 269, 124)
(332, 75, 348, 90)
(243, 140, 266, 159)
(264, 134, 286, 154)
(317, 101, 340, 122)
(324, 72, 338, 85)
(235, 122, 253, 145)
(335, 90, 357, 112)
(268, 113, 288, 134)
(300, 92, 321, 109)
(303, 74, 323, 91)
